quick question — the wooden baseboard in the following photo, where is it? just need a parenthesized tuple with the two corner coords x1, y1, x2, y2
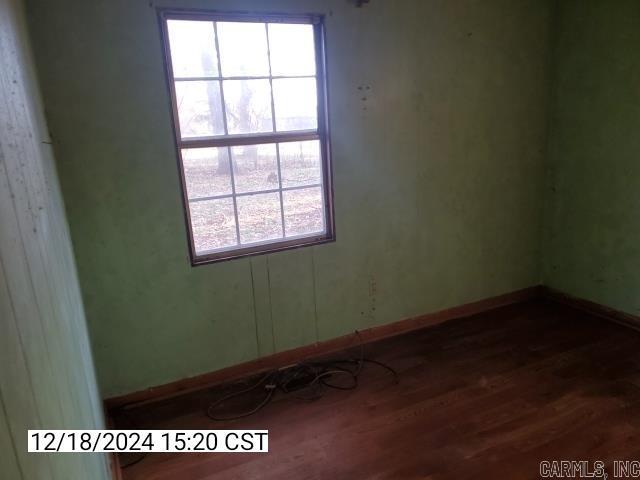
(105, 285, 542, 410)
(542, 287, 640, 331)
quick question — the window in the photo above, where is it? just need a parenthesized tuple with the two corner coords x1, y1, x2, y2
(160, 10, 334, 265)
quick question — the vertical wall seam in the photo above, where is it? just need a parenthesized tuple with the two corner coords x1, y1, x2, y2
(0, 15, 69, 431)
(0, 253, 52, 479)
(311, 249, 320, 343)
(249, 259, 260, 357)
(0, 385, 25, 480)
(539, 0, 562, 285)
(0, 134, 67, 426)
(0, 170, 46, 431)
(266, 256, 276, 353)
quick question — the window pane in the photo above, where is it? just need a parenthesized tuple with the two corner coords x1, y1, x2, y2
(268, 24, 316, 76)
(279, 141, 321, 188)
(273, 78, 317, 131)
(175, 81, 225, 138)
(217, 22, 269, 77)
(231, 144, 279, 194)
(237, 192, 282, 244)
(167, 20, 218, 78)
(223, 79, 273, 134)
(190, 198, 237, 253)
(182, 148, 232, 199)
(283, 187, 324, 238)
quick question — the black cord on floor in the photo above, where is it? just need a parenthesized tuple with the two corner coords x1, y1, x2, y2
(206, 332, 398, 422)
(121, 332, 399, 469)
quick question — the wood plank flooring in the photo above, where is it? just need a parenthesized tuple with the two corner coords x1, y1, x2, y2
(114, 301, 640, 479)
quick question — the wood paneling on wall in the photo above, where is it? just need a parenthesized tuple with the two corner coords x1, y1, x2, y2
(0, 0, 111, 477)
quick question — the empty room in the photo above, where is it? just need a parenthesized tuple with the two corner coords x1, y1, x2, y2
(2, 0, 640, 478)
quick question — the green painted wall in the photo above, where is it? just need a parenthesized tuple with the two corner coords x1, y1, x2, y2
(543, 0, 640, 316)
(0, 0, 110, 477)
(26, 0, 553, 398)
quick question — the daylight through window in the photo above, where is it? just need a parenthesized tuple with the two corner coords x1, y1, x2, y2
(161, 12, 333, 264)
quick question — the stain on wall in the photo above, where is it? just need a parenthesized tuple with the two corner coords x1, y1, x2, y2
(25, 0, 553, 398)
(543, 0, 640, 316)
(0, 0, 110, 477)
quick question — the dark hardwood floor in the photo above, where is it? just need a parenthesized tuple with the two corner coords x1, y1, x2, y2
(114, 301, 640, 479)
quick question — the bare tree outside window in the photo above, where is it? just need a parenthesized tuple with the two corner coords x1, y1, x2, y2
(161, 11, 334, 264)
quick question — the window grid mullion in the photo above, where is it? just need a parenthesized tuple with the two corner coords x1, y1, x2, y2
(174, 74, 316, 82)
(178, 130, 319, 149)
(226, 146, 241, 246)
(188, 183, 323, 204)
(275, 144, 286, 237)
(213, 20, 241, 246)
(265, 23, 286, 239)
